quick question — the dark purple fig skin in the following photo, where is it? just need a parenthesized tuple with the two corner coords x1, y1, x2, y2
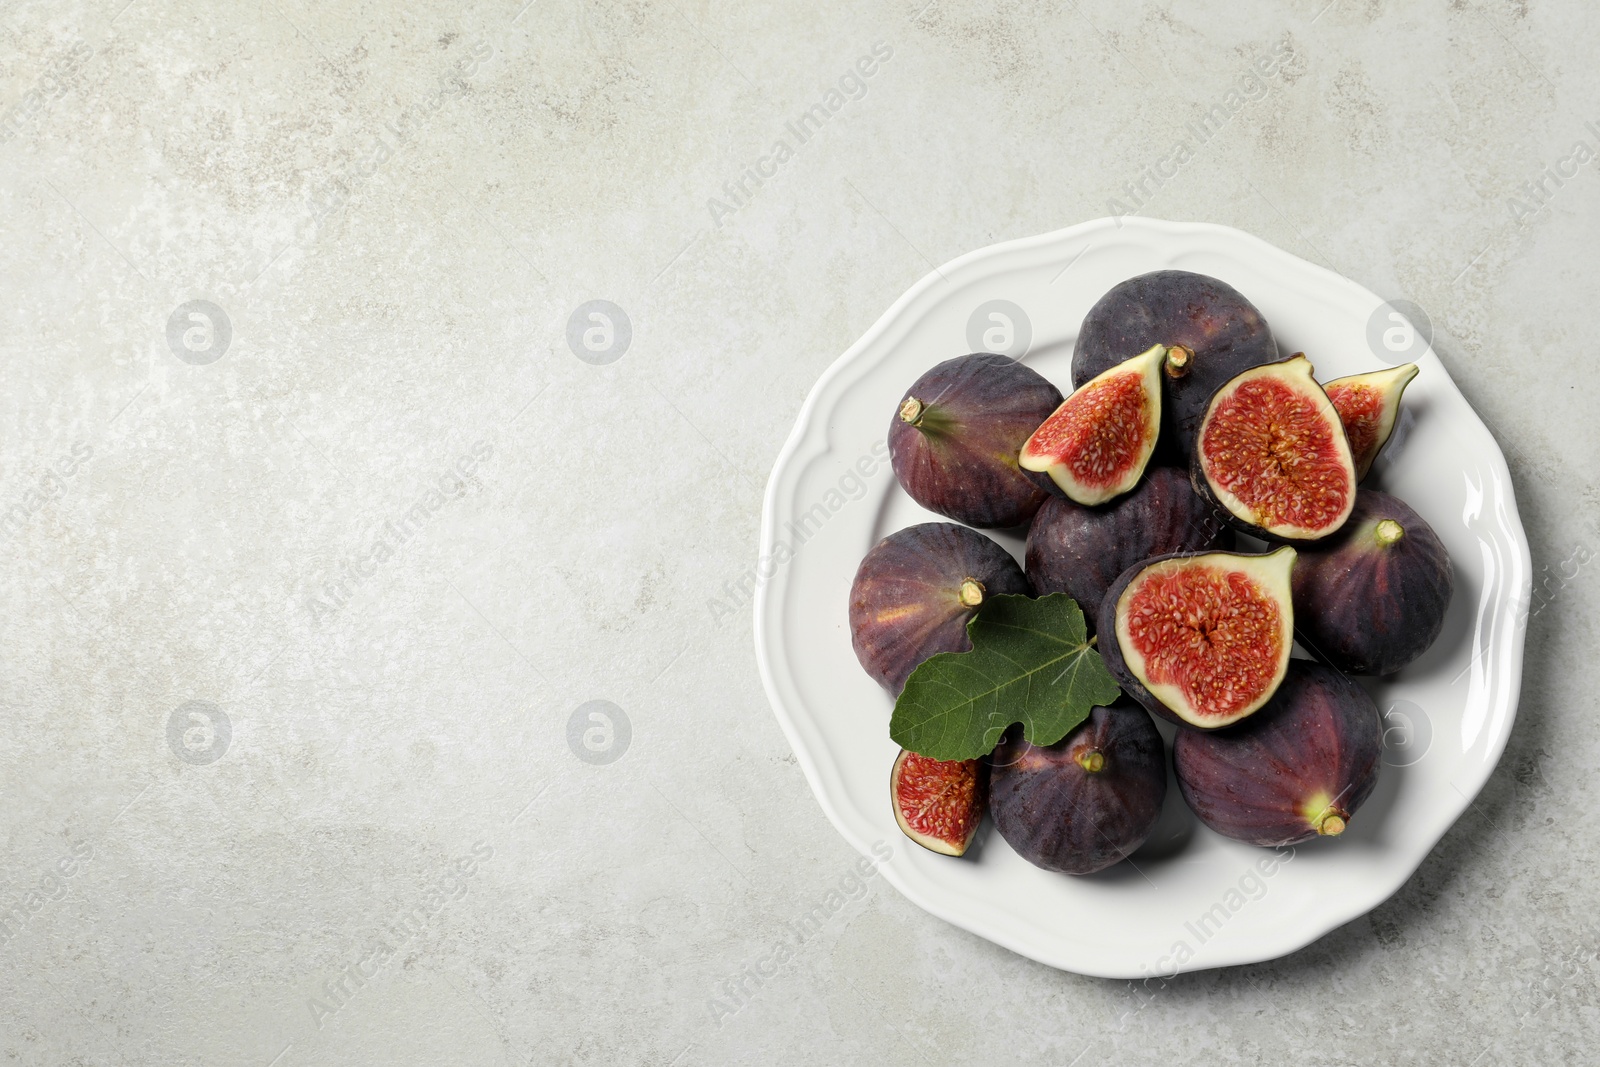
(1291, 490, 1453, 675)
(1026, 466, 1230, 626)
(1022, 464, 1067, 501)
(890, 353, 1064, 528)
(849, 523, 1030, 696)
(1173, 660, 1383, 847)
(990, 699, 1167, 875)
(1074, 271, 1278, 456)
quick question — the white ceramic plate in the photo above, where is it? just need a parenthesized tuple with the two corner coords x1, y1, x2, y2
(754, 218, 1531, 978)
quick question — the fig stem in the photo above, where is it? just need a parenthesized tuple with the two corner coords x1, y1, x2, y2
(899, 397, 924, 425)
(1164, 345, 1193, 379)
(958, 579, 985, 607)
(1375, 519, 1405, 547)
(1317, 811, 1348, 836)
(1076, 749, 1105, 773)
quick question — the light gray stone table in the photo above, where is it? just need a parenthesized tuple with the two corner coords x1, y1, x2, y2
(1, 1, 1596, 1064)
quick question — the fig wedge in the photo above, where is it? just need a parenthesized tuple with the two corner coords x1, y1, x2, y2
(1098, 547, 1296, 730)
(891, 749, 988, 856)
(1323, 363, 1419, 481)
(1020, 344, 1164, 506)
(1191, 355, 1358, 541)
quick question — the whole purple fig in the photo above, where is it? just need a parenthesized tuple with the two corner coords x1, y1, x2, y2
(1074, 271, 1279, 457)
(990, 700, 1167, 875)
(889, 353, 1063, 528)
(1291, 490, 1453, 675)
(1173, 660, 1383, 847)
(849, 523, 1029, 696)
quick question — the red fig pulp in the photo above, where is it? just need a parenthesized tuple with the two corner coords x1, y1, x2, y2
(1099, 548, 1296, 730)
(1323, 363, 1418, 481)
(1020, 344, 1164, 506)
(891, 749, 988, 856)
(1192, 355, 1357, 540)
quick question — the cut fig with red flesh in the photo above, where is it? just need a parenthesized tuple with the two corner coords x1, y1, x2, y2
(1323, 363, 1419, 481)
(1020, 344, 1165, 506)
(1192, 355, 1358, 541)
(1025, 466, 1230, 625)
(1098, 547, 1296, 730)
(1291, 489, 1453, 675)
(1173, 660, 1383, 847)
(990, 700, 1166, 875)
(890, 353, 1064, 528)
(850, 523, 1030, 696)
(1073, 271, 1280, 458)
(891, 749, 988, 856)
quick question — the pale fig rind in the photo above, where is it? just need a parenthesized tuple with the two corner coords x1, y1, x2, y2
(1173, 660, 1383, 847)
(850, 523, 1030, 696)
(989, 700, 1166, 875)
(1073, 270, 1279, 457)
(1191, 354, 1358, 541)
(889, 353, 1064, 528)
(1025, 466, 1230, 625)
(1098, 547, 1297, 730)
(1291, 489, 1453, 675)
(1020, 344, 1165, 506)
(891, 749, 988, 856)
(1323, 363, 1419, 481)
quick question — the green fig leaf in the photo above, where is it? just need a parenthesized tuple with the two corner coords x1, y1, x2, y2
(888, 593, 1123, 762)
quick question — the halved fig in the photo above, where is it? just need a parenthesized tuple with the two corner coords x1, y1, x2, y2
(890, 353, 1064, 528)
(891, 749, 988, 856)
(1291, 489, 1453, 675)
(1073, 271, 1279, 457)
(1019, 344, 1164, 505)
(1098, 547, 1296, 730)
(1323, 363, 1419, 481)
(1191, 355, 1358, 540)
(1025, 466, 1230, 625)
(989, 700, 1166, 875)
(850, 523, 1030, 696)
(1173, 660, 1383, 847)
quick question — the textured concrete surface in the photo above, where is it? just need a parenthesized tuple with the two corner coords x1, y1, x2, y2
(0, 0, 1596, 1064)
